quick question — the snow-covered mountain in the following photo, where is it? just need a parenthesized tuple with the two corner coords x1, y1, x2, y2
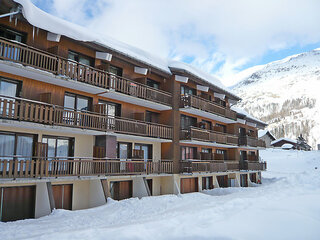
(231, 48, 320, 148)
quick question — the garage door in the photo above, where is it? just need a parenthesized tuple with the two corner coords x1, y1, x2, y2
(180, 178, 198, 194)
(217, 175, 228, 188)
(111, 181, 133, 200)
(52, 184, 73, 210)
(0, 186, 36, 222)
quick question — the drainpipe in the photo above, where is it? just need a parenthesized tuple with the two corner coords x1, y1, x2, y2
(0, 6, 22, 19)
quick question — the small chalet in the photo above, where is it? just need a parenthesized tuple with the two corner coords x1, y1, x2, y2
(271, 138, 297, 149)
(258, 130, 276, 148)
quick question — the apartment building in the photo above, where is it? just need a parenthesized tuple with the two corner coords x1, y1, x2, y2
(0, 0, 267, 222)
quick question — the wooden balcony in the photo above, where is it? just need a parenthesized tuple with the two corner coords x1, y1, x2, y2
(241, 161, 267, 171)
(180, 127, 238, 145)
(239, 136, 266, 148)
(226, 161, 240, 171)
(0, 157, 173, 179)
(0, 37, 172, 106)
(180, 160, 227, 173)
(180, 95, 237, 120)
(0, 96, 172, 139)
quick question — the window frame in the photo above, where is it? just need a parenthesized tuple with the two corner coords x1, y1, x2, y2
(42, 135, 74, 159)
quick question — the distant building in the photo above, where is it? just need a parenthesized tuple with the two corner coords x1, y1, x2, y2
(271, 138, 297, 149)
(296, 135, 312, 151)
(318, 144, 320, 150)
(258, 130, 276, 148)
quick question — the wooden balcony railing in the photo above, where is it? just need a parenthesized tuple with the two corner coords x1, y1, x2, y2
(0, 95, 172, 139)
(241, 160, 267, 171)
(181, 127, 238, 145)
(0, 37, 172, 106)
(0, 157, 173, 178)
(239, 136, 266, 148)
(226, 161, 240, 171)
(180, 160, 227, 173)
(181, 95, 237, 120)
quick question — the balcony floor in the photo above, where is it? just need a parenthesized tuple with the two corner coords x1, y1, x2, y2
(180, 107, 236, 124)
(180, 140, 238, 148)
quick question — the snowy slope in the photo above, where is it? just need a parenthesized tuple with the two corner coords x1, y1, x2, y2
(1, 149, 320, 240)
(231, 49, 320, 148)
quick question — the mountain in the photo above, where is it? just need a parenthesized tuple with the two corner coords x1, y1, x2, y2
(231, 48, 320, 148)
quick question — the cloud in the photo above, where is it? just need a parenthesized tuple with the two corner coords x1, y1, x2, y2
(32, 0, 320, 86)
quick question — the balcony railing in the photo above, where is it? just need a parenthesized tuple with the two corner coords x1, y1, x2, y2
(241, 161, 267, 171)
(226, 161, 240, 171)
(0, 157, 173, 178)
(181, 126, 238, 145)
(180, 160, 227, 173)
(239, 136, 266, 148)
(181, 95, 237, 120)
(0, 37, 172, 106)
(0, 95, 172, 139)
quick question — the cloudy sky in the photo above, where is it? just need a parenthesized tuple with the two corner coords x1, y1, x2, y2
(31, 0, 320, 86)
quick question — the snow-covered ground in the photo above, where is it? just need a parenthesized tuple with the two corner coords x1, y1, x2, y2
(1, 149, 320, 240)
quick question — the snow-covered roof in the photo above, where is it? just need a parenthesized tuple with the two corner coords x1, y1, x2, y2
(282, 143, 294, 149)
(258, 130, 276, 139)
(14, 0, 171, 74)
(271, 138, 297, 145)
(168, 61, 240, 100)
(231, 106, 267, 126)
(13, 0, 238, 99)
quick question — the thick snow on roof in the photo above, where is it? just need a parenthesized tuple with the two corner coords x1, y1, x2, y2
(271, 138, 297, 145)
(258, 130, 276, 139)
(282, 143, 294, 149)
(168, 61, 239, 99)
(14, 0, 240, 94)
(231, 106, 267, 125)
(258, 130, 268, 138)
(14, 0, 171, 74)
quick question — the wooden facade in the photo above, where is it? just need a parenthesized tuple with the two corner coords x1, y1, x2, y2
(0, 0, 268, 221)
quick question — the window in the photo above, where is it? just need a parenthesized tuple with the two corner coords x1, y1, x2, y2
(109, 65, 123, 76)
(214, 97, 226, 107)
(200, 92, 211, 101)
(117, 142, 132, 159)
(215, 123, 226, 133)
(181, 146, 197, 160)
(98, 100, 121, 117)
(181, 85, 196, 96)
(134, 144, 152, 160)
(146, 79, 160, 89)
(0, 78, 20, 98)
(216, 149, 227, 160)
(240, 151, 247, 161)
(180, 115, 197, 129)
(239, 127, 246, 136)
(145, 111, 159, 123)
(0, 25, 26, 43)
(201, 148, 212, 153)
(0, 132, 34, 160)
(200, 120, 212, 130)
(68, 51, 93, 67)
(42, 136, 74, 159)
(64, 93, 91, 112)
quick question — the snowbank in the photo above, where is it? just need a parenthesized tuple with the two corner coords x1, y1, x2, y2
(1, 149, 320, 240)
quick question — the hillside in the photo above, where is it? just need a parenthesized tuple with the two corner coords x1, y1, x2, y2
(231, 49, 320, 148)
